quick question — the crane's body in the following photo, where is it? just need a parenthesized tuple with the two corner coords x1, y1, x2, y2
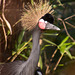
(0, 1, 60, 75)
(0, 26, 41, 75)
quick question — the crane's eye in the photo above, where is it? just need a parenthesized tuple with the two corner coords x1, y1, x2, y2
(45, 21, 47, 24)
(38, 19, 46, 29)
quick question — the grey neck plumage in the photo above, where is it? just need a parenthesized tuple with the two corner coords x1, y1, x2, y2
(22, 26, 41, 75)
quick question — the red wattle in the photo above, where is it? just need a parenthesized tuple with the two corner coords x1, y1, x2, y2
(38, 22, 46, 29)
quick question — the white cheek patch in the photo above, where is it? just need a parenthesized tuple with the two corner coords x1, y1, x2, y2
(39, 19, 44, 22)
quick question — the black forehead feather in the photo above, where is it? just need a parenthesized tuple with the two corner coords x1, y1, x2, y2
(41, 13, 54, 24)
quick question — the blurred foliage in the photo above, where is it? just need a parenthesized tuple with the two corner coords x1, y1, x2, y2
(11, 30, 32, 61)
(0, 0, 75, 74)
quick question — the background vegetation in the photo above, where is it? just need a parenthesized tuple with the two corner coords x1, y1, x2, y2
(0, 0, 75, 75)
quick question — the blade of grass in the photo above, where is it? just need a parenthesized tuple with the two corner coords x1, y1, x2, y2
(43, 38, 57, 46)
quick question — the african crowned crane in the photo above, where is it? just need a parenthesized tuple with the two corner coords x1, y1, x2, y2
(0, 1, 60, 75)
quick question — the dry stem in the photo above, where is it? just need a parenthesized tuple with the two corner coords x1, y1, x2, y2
(58, 18, 75, 42)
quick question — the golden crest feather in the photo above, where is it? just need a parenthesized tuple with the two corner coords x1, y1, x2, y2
(21, 0, 54, 30)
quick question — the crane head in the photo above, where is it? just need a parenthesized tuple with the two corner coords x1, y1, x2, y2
(38, 13, 60, 30)
(21, 1, 60, 31)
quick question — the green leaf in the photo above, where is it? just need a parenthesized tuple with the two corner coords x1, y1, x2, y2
(65, 50, 74, 59)
(65, 45, 75, 59)
(17, 46, 27, 54)
(39, 56, 43, 69)
(59, 42, 75, 59)
(12, 46, 27, 56)
(18, 30, 25, 47)
(72, 42, 75, 45)
(59, 44, 66, 54)
(14, 38, 32, 56)
(19, 54, 28, 59)
(28, 42, 32, 49)
(65, 45, 72, 51)
(12, 51, 16, 55)
(59, 36, 69, 47)
(58, 64, 64, 66)
(63, 42, 71, 46)
(43, 38, 57, 46)
(41, 44, 51, 51)
(42, 33, 58, 36)
(7, 30, 11, 35)
(18, 42, 27, 49)
(15, 41, 18, 50)
(31, 0, 34, 6)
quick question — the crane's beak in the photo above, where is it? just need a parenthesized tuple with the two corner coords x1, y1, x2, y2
(45, 22, 60, 30)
